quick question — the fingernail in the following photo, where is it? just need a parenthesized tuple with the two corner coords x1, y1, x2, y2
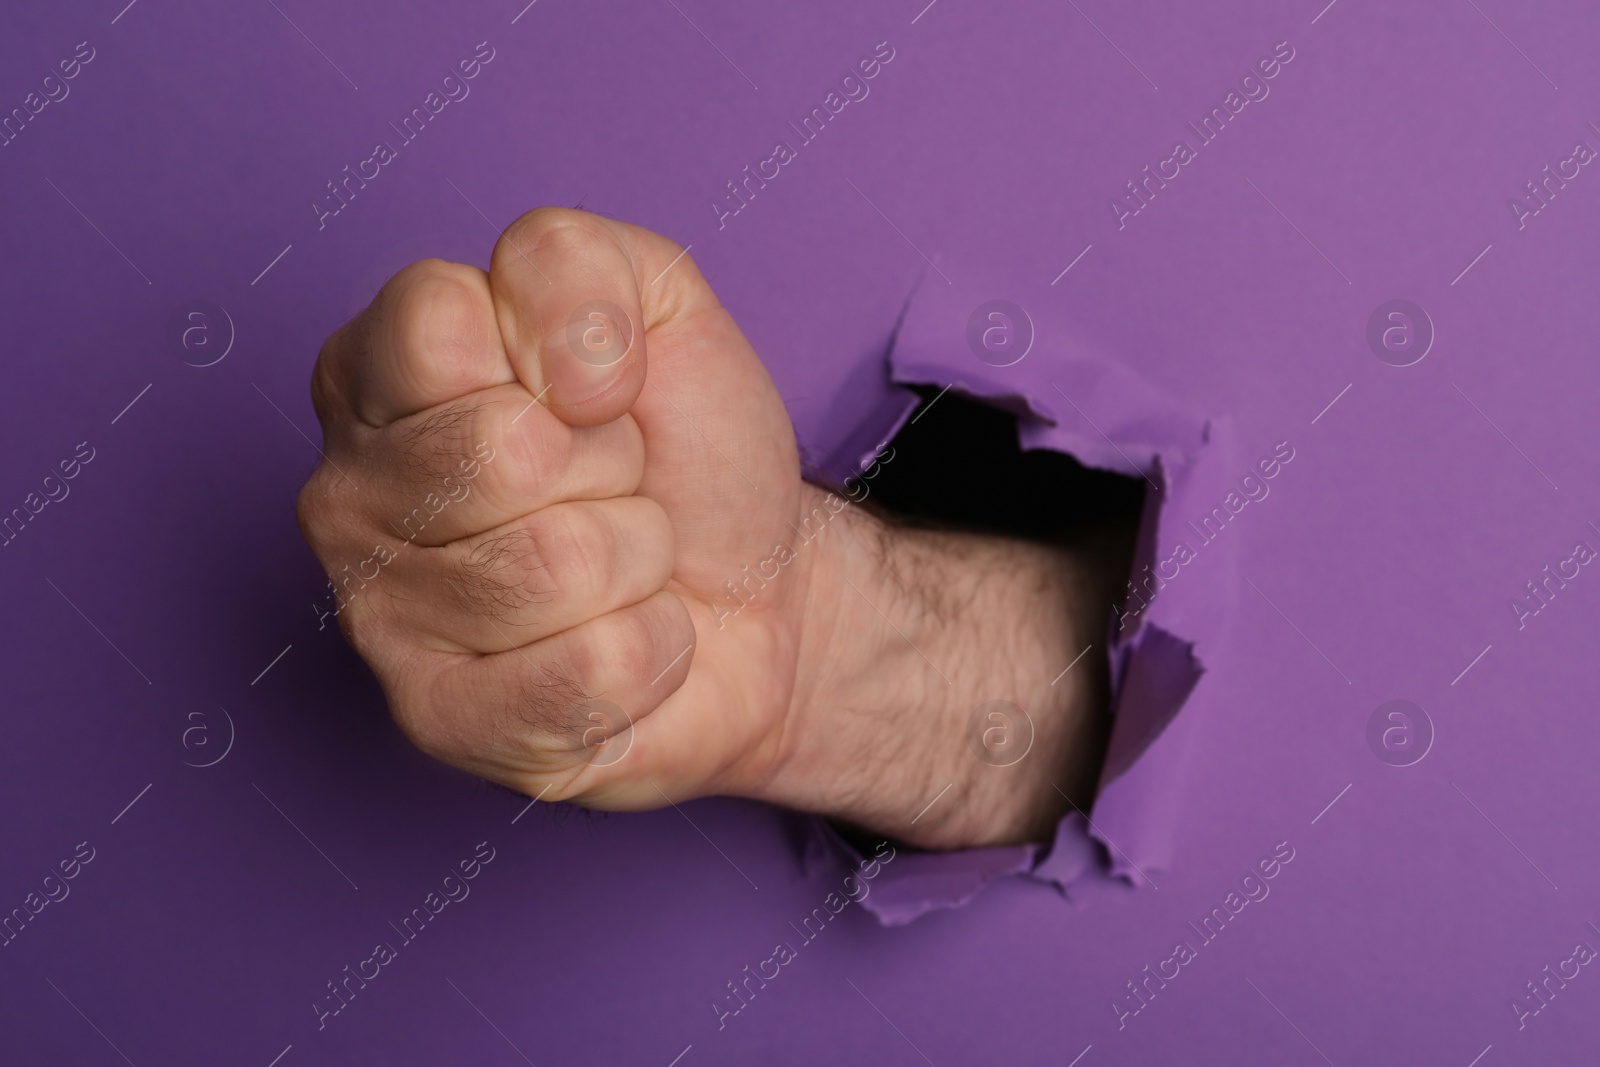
(554, 300, 634, 404)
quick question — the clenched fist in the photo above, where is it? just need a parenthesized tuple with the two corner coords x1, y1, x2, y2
(298, 208, 1120, 849)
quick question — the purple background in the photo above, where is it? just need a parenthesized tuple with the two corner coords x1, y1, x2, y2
(3, 0, 1598, 1063)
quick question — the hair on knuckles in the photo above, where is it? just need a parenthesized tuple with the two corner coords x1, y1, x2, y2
(443, 530, 554, 621)
(399, 402, 483, 484)
(502, 661, 597, 742)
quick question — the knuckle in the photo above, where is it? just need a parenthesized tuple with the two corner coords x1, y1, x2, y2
(608, 594, 682, 684)
(392, 261, 492, 388)
(310, 324, 355, 428)
(393, 678, 454, 760)
(309, 361, 341, 430)
(392, 257, 472, 304)
(385, 648, 469, 760)
(447, 530, 553, 619)
(336, 595, 386, 663)
(295, 465, 348, 557)
(535, 505, 608, 596)
(396, 399, 490, 490)
(452, 646, 591, 749)
(497, 403, 570, 503)
(610, 628, 658, 684)
(294, 472, 326, 548)
(512, 665, 593, 742)
(613, 608, 667, 682)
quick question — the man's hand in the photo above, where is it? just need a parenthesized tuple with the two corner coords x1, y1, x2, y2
(298, 208, 1116, 850)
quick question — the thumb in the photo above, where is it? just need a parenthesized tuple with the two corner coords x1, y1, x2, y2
(487, 207, 654, 428)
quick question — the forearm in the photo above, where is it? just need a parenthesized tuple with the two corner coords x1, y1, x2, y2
(749, 483, 1116, 849)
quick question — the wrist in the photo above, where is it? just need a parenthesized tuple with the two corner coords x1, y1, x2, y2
(751, 483, 1115, 849)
